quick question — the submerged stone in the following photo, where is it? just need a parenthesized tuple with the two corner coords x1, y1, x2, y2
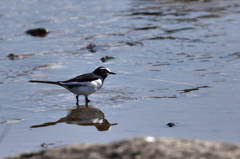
(26, 28, 49, 37)
(7, 53, 24, 60)
(100, 56, 116, 62)
(166, 122, 179, 127)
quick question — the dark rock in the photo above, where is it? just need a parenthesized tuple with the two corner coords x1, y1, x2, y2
(86, 43, 96, 50)
(100, 56, 116, 62)
(7, 53, 24, 60)
(26, 28, 49, 37)
(166, 122, 179, 127)
(80, 43, 97, 53)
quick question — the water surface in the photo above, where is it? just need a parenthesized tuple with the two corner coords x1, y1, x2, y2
(1, 0, 240, 157)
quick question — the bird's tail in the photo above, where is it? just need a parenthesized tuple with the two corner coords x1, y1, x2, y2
(29, 80, 60, 85)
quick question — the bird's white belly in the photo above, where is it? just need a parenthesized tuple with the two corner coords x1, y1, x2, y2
(61, 79, 102, 96)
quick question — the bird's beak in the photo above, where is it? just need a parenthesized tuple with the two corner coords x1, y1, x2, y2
(109, 72, 116, 75)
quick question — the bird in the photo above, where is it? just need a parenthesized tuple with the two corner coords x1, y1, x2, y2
(29, 66, 116, 105)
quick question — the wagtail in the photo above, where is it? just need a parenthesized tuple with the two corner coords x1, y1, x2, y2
(29, 66, 116, 105)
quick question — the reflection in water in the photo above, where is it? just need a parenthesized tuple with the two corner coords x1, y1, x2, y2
(30, 105, 117, 131)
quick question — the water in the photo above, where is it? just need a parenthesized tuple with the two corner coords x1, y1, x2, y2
(1, 0, 240, 157)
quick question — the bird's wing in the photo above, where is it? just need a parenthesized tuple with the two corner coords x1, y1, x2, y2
(59, 73, 99, 86)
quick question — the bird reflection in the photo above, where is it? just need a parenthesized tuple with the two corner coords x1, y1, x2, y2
(30, 105, 117, 131)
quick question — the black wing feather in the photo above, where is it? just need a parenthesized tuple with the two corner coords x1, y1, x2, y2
(61, 73, 100, 83)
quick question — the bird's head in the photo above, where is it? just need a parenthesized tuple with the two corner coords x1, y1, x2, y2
(93, 66, 116, 79)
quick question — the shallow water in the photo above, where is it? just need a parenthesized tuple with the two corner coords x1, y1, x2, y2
(1, 0, 240, 157)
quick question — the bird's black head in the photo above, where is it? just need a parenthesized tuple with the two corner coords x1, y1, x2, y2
(93, 66, 116, 79)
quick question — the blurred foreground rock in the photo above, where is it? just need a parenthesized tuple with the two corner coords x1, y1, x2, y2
(5, 137, 240, 159)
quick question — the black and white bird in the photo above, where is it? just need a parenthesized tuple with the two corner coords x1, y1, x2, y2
(29, 66, 116, 105)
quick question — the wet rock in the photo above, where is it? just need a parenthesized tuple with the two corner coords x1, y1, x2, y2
(100, 56, 116, 62)
(86, 43, 96, 50)
(124, 41, 143, 46)
(229, 52, 240, 58)
(80, 43, 97, 53)
(26, 28, 49, 37)
(166, 122, 179, 127)
(7, 53, 24, 60)
(5, 137, 240, 159)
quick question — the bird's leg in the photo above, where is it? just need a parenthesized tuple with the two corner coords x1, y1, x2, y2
(85, 101, 89, 107)
(76, 95, 79, 106)
(85, 96, 90, 102)
(85, 96, 90, 107)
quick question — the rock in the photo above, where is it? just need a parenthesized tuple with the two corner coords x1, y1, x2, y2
(166, 122, 179, 127)
(5, 137, 240, 159)
(26, 28, 49, 37)
(7, 53, 24, 60)
(80, 43, 97, 53)
(100, 56, 116, 62)
(124, 41, 143, 46)
(86, 43, 96, 50)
